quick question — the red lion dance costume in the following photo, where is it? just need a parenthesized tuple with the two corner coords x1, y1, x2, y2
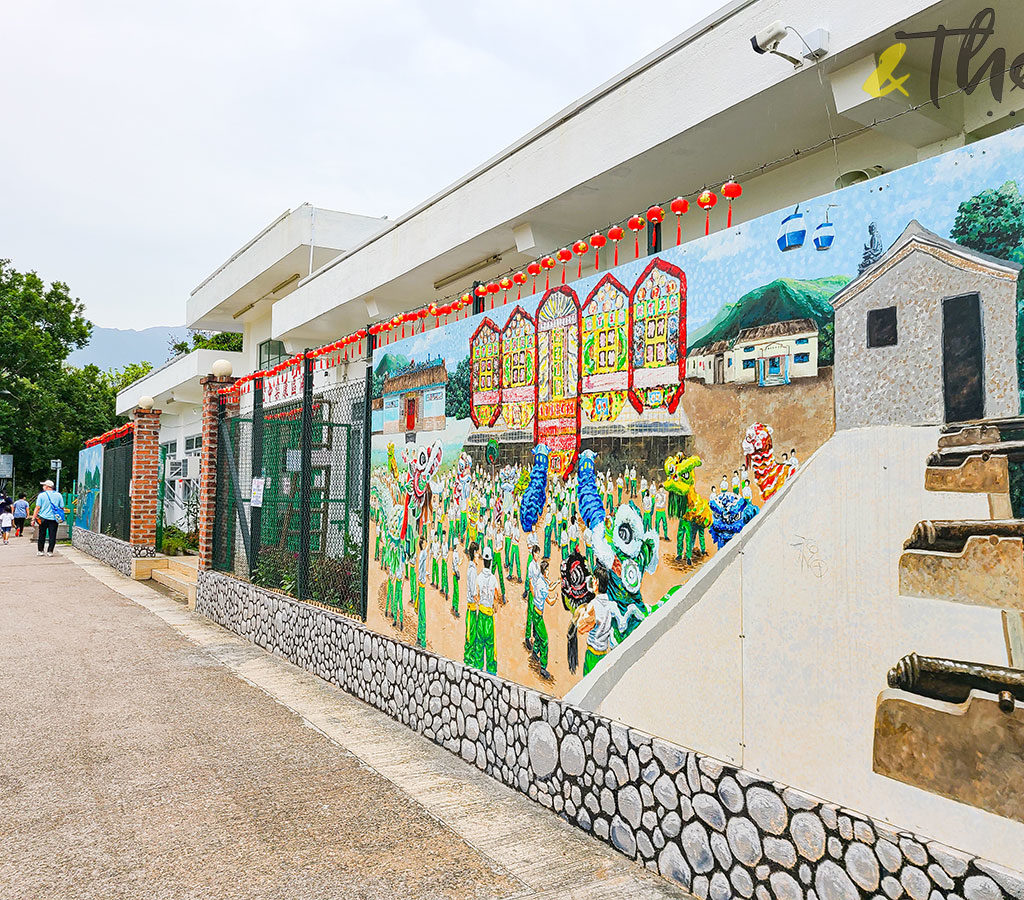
(743, 423, 788, 500)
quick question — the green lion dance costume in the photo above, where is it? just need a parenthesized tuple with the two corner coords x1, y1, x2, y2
(663, 452, 711, 565)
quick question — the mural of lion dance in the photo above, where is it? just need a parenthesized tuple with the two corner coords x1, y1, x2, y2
(743, 423, 789, 501)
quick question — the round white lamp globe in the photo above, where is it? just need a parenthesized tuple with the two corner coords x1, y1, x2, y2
(211, 359, 233, 377)
(137, 395, 155, 410)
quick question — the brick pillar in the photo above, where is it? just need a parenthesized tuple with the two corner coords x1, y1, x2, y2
(198, 375, 237, 570)
(129, 407, 162, 548)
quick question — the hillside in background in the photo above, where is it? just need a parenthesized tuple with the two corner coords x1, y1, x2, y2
(69, 325, 190, 370)
(688, 275, 850, 351)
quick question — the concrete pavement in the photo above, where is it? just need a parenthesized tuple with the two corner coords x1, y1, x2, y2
(0, 537, 687, 900)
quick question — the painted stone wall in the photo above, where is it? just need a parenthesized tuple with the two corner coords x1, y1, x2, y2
(71, 525, 156, 577)
(195, 569, 1024, 900)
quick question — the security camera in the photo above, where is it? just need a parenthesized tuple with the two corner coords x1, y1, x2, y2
(750, 20, 806, 68)
(751, 20, 788, 54)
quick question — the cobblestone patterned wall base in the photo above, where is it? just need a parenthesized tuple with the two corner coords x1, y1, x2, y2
(71, 526, 156, 577)
(196, 569, 1023, 900)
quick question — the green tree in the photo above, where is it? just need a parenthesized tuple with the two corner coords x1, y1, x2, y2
(0, 260, 90, 384)
(0, 261, 120, 491)
(445, 355, 472, 420)
(949, 180, 1024, 410)
(818, 321, 834, 367)
(104, 360, 154, 395)
(168, 329, 242, 358)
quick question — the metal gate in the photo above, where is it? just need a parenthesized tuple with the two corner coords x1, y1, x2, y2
(100, 434, 133, 541)
(212, 360, 368, 619)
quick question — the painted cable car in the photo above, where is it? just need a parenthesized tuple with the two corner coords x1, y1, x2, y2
(813, 221, 835, 251)
(777, 206, 806, 252)
(813, 204, 838, 251)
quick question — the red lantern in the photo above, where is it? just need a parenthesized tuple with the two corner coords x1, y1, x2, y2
(607, 225, 625, 266)
(512, 270, 527, 299)
(555, 247, 572, 284)
(627, 215, 645, 259)
(646, 205, 665, 225)
(670, 197, 689, 245)
(475, 284, 488, 298)
(722, 180, 742, 227)
(499, 275, 513, 305)
(572, 239, 589, 278)
(526, 260, 541, 295)
(540, 255, 556, 290)
(589, 232, 607, 270)
(697, 189, 718, 236)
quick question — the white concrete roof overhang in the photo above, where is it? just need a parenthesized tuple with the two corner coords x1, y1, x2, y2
(271, 0, 977, 345)
(114, 349, 247, 417)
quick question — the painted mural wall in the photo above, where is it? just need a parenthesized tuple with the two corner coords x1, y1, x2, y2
(366, 126, 1024, 703)
(75, 443, 103, 532)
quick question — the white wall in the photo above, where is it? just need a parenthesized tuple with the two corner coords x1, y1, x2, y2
(271, 0, 940, 340)
(569, 424, 1024, 869)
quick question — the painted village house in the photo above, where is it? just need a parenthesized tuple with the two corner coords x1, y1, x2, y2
(382, 358, 447, 437)
(687, 318, 819, 386)
(832, 220, 1020, 429)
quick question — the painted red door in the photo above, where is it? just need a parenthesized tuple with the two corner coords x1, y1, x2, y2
(406, 397, 416, 431)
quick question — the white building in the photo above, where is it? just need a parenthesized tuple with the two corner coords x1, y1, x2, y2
(687, 319, 819, 386)
(117, 204, 387, 527)
(114, 0, 1024, 871)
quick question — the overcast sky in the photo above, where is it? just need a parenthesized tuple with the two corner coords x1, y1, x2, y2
(2, 1, 724, 330)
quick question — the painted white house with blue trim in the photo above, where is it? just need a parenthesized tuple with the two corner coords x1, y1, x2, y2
(687, 318, 819, 386)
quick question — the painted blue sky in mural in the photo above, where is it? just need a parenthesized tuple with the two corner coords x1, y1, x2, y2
(384, 126, 1024, 371)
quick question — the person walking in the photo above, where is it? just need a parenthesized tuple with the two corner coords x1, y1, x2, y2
(33, 479, 65, 557)
(13, 494, 29, 537)
(1, 507, 13, 545)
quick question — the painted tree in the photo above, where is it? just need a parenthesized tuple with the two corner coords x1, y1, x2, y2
(445, 355, 472, 420)
(949, 180, 1024, 412)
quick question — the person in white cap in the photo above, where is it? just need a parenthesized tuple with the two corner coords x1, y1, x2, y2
(472, 545, 501, 675)
(33, 479, 65, 556)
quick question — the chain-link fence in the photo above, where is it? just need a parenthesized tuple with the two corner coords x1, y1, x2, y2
(212, 362, 369, 619)
(100, 435, 133, 541)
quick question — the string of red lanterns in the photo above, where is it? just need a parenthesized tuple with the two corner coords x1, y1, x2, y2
(84, 421, 135, 448)
(209, 178, 742, 404)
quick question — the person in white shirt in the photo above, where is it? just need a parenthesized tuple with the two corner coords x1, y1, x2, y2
(525, 558, 555, 680)
(471, 546, 501, 674)
(576, 568, 614, 676)
(0, 509, 13, 544)
(450, 544, 461, 615)
(788, 449, 799, 474)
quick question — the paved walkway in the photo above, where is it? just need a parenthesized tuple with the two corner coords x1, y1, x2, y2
(0, 538, 687, 900)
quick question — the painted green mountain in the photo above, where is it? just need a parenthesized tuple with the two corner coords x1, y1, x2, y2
(374, 352, 410, 378)
(688, 275, 851, 351)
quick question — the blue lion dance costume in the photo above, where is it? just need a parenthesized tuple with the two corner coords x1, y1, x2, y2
(575, 449, 606, 532)
(520, 443, 550, 533)
(708, 492, 759, 548)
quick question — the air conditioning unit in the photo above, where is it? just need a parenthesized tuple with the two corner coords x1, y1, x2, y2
(166, 457, 201, 479)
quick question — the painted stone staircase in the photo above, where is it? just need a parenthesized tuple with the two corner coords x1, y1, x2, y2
(874, 416, 1024, 822)
(150, 555, 199, 606)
